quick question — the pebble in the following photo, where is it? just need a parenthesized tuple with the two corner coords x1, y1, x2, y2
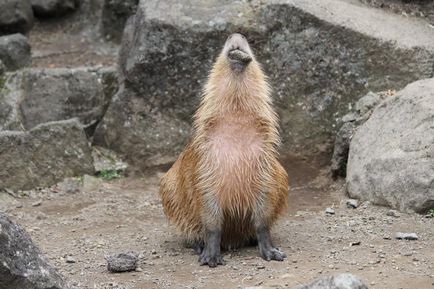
(105, 251, 139, 273)
(325, 208, 335, 215)
(66, 256, 76, 263)
(395, 232, 418, 240)
(346, 199, 359, 209)
(386, 210, 400, 218)
(32, 200, 42, 207)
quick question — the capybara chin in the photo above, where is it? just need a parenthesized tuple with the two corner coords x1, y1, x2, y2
(159, 33, 289, 267)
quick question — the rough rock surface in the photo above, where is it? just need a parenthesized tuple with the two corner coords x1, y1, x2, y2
(95, 0, 434, 168)
(0, 34, 31, 71)
(92, 146, 128, 173)
(100, 0, 139, 42)
(330, 122, 356, 179)
(105, 251, 139, 273)
(294, 273, 368, 289)
(347, 78, 434, 213)
(330, 91, 388, 178)
(0, 119, 94, 191)
(0, 0, 34, 35)
(0, 67, 117, 134)
(31, 0, 79, 17)
(0, 212, 69, 289)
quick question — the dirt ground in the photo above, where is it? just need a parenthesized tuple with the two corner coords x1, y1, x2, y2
(4, 167, 434, 289)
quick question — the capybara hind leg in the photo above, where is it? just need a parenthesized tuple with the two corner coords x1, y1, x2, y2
(255, 224, 286, 261)
(192, 240, 204, 255)
(198, 229, 225, 267)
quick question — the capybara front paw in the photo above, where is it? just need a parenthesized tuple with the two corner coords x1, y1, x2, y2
(260, 246, 286, 261)
(198, 252, 225, 267)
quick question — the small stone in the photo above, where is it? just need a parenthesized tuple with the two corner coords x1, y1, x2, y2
(350, 241, 361, 246)
(386, 210, 400, 217)
(395, 232, 418, 240)
(346, 199, 359, 208)
(325, 208, 335, 215)
(65, 256, 76, 263)
(82, 175, 103, 192)
(32, 200, 42, 207)
(105, 251, 139, 273)
(257, 265, 265, 269)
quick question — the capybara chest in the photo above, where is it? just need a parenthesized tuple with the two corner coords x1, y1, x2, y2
(206, 115, 264, 205)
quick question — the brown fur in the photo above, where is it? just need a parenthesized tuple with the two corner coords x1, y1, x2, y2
(159, 37, 288, 249)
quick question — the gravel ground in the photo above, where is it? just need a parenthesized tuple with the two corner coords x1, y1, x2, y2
(4, 170, 434, 289)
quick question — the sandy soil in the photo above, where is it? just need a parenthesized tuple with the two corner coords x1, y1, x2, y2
(4, 168, 434, 289)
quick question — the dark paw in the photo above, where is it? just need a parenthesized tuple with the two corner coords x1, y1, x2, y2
(192, 241, 204, 255)
(259, 247, 286, 261)
(198, 252, 226, 268)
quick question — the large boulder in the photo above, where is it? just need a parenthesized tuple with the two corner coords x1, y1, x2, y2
(0, 119, 95, 191)
(0, 34, 31, 71)
(347, 78, 434, 213)
(100, 0, 139, 42)
(0, 0, 34, 35)
(94, 0, 434, 169)
(0, 213, 69, 289)
(30, 0, 79, 17)
(330, 91, 389, 178)
(295, 273, 368, 289)
(0, 67, 117, 135)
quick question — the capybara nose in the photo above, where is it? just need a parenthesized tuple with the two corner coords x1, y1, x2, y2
(225, 33, 252, 68)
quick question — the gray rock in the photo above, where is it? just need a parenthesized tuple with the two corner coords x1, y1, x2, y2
(330, 122, 356, 179)
(65, 256, 76, 263)
(95, 0, 434, 169)
(56, 177, 82, 194)
(0, 212, 69, 289)
(354, 91, 383, 116)
(386, 210, 400, 218)
(0, 119, 95, 191)
(346, 199, 359, 209)
(0, 67, 118, 134)
(105, 251, 139, 273)
(92, 146, 128, 173)
(325, 208, 335, 215)
(294, 273, 368, 289)
(0, 0, 34, 35)
(331, 91, 388, 179)
(0, 34, 31, 71)
(395, 232, 418, 240)
(347, 78, 434, 213)
(100, 0, 139, 42)
(0, 60, 5, 74)
(82, 174, 103, 192)
(31, 0, 79, 18)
